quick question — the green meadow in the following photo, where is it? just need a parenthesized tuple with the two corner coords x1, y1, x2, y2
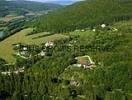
(0, 28, 68, 63)
(0, 15, 24, 22)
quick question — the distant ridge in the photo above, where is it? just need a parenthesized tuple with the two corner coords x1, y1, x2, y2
(0, 0, 63, 17)
(32, 0, 132, 33)
(23, 0, 84, 5)
(39, 0, 84, 5)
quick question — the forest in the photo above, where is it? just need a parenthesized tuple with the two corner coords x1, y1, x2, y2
(31, 0, 132, 33)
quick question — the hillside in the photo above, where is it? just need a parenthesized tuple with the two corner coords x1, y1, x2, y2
(0, 20, 132, 99)
(0, 0, 132, 99)
(0, 0, 62, 17)
(0, 28, 68, 63)
(32, 0, 132, 33)
(0, 0, 63, 40)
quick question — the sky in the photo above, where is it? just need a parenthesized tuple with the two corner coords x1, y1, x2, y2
(6, 0, 85, 5)
(27, 0, 84, 5)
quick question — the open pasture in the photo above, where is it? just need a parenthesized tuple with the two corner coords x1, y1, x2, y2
(0, 28, 68, 63)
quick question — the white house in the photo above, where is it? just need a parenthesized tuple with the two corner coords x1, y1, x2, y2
(101, 24, 106, 28)
(81, 29, 85, 32)
(39, 51, 46, 56)
(92, 29, 96, 32)
(74, 56, 96, 69)
(70, 80, 80, 86)
(75, 29, 80, 32)
(23, 47, 27, 51)
(1, 72, 11, 75)
(20, 51, 27, 55)
(73, 64, 82, 68)
(15, 44, 20, 47)
(113, 28, 118, 32)
(16, 52, 21, 56)
(14, 71, 19, 74)
(45, 41, 54, 47)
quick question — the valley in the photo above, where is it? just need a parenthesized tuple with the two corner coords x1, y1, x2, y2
(0, 28, 68, 63)
(0, 0, 132, 100)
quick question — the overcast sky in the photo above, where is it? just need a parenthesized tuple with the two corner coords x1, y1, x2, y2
(6, 0, 85, 5)
(27, 0, 83, 2)
(27, 0, 84, 5)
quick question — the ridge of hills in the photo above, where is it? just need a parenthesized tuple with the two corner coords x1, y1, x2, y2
(0, 0, 63, 17)
(32, 0, 132, 33)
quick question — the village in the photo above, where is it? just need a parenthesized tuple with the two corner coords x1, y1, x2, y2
(74, 24, 118, 33)
(0, 41, 55, 75)
(0, 23, 118, 75)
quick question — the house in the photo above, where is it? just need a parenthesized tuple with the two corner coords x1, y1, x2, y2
(1, 72, 11, 75)
(113, 28, 118, 32)
(14, 71, 19, 74)
(38, 51, 46, 57)
(101, 24, 106, 28)
(67, 43, 73, 47)
(15, 50, 29, 59)
(70, 80, 80, 86)
(45, 41, 54, 48)
(18, 67, 25, 73)
(16, 52, 21, 56)
(23, 47, 28, 51)
(73, 64, 82, 68)
(92, 29, 96, 32)
(18, 69, 24, 73)
(20, 51, 27, 55)
(74, 55, 95, 69)
(87, 56, 95, 65)
(79, 58, 91, 68)
(75, 29, 80, 32)
(81, 29, 85, 32)
(15, 44, 20, 47)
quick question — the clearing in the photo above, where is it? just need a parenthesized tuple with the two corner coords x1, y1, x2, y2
(0, 15, 24, 22)
(0, 28, 68, 63)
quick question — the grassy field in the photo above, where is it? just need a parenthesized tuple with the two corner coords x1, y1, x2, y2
(0, 15, 24, 22)
(70, 30, 94, 36)
(0, 28, 68, 63)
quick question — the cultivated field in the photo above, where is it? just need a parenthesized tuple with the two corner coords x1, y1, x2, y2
(0, 28, 68, 63)
(0, 15, 24, 22)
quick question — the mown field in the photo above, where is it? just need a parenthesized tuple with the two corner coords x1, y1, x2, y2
(0, 28, 68, 63)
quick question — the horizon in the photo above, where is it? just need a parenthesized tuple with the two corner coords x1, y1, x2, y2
(6, 0, 84, 5)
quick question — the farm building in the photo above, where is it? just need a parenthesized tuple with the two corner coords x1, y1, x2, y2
(38, 50, 46, 57)
(45, 41, 54, 48)
(74, 55, 96, 69)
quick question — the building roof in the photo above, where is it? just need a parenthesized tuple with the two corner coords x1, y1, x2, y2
(101, 24, 106, 28)
(45, 41, 54, 47)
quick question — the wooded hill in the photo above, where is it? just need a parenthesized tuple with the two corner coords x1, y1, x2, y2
(32, 0, 132, 33)
(0, 0, 62, 17)
(0, 20, 132, 99)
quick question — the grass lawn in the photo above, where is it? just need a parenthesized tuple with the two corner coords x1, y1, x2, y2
(69, 30, 95, 37)
(0, 28, 68, 63)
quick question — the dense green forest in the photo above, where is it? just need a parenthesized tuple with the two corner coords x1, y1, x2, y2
(31, 0, 132, 33)
(0, 0, 132, 99)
